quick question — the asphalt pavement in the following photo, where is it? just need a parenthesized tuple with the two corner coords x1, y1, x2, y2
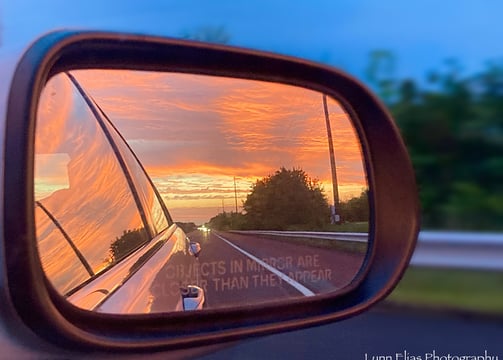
(198, 304, 503, 359)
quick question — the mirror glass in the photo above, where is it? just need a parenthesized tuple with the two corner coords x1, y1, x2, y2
(35, 70, 369, 314)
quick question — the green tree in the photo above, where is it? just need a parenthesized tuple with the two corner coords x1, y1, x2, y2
(242, 167, 330, 230)
(207, 212, 246, 231)
(337, 191, 369, 222)
(109, 228, 148, 263)
(176, 222, 197, 234)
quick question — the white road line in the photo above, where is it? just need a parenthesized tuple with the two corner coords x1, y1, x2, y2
(214, 233, 315, 297)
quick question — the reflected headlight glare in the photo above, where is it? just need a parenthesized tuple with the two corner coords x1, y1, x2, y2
(197, 226, 210, 233)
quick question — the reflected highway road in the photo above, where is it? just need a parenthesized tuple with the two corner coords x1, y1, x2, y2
(185, 230, 365, 309)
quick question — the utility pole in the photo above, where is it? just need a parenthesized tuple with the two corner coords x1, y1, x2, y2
(322, 94, 340, 223)
(234, 177, 238, 213)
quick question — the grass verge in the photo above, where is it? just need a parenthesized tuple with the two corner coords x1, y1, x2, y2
(388, 267, 503, 315)
(247, 233, 367, 254)
(323, 222, 369, 232)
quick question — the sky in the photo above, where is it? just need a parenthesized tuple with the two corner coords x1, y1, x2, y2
(3, 1, 503, 81)
(3, 1, 503, 127)
(36, 70, 366, 224)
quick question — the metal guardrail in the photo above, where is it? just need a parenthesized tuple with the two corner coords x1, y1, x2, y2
(235, 230, 368, 243)
(233, 230, 503, 271)
(412, 231, 503, 271)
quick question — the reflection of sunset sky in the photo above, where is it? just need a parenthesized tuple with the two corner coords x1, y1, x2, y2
(36, 74, 150, 293)
(73, 70, 367, 224)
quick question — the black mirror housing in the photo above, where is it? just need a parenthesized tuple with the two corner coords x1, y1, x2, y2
(2, 30, 419, 352)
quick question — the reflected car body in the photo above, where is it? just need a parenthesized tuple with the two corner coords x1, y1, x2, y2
(34, 71, 204, 313)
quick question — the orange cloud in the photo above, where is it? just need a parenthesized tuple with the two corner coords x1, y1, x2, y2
(71, 70, 368, 223)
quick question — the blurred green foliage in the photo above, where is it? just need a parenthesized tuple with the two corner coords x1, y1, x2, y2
(367, 51, 503, 230)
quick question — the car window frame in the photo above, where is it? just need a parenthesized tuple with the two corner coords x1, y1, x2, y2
(34, 71, 175, 296)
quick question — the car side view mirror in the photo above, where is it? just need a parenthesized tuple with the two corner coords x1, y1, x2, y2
(3, 31, 419, 353)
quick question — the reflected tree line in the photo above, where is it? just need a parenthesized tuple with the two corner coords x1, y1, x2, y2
(179, 26, 502, 230)
(208, 167, 368, 231)
(108, 228, 149, 264)
(367, 51, 503, 230)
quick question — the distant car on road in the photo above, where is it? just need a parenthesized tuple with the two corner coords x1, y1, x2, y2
(198, 225, 211, 233)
